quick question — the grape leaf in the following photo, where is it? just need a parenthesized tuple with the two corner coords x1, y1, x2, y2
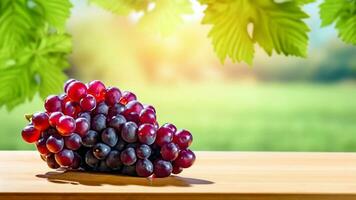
(34, 0, 72, 31)
(200, 0, 311, 64)
(0, 1, 37, 53)
(0, 0, 72, 110)
(295, 0, 316, 5)
(0, 33, 71, 110)
(275, 0, 316, 5)
(139, 0, 193, 36)
(320, 0, 356, 45)
(253, 1, 309, 57)
(89, 0, 150, 15)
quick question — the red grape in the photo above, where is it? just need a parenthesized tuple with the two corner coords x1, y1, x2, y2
(139, 108, 156, 124)
(143, 104, 156, 113)
(87, 80, 106, 102)
(67, 81, 87, 102)
(46, 154, 60, 169)
(74, 117, 89, 137)
(36, 137, 50, 155)
(172, 165, 183, 174)
(57, 115, 76, 136)
(155, 126, 174, 146)
(160, 142, 179, 161)
(32, 112, 50, 131)
(63, 79, 77, 93)
(173, 129, 193, 149)
(63, 101, 79, 117)
(174, 149, 195, 168)
(55, 149, 74, 167)
(80, 94, 96, 111)
(46, 135, 64, 153)
(154, 159, 172, 178)
(125, 100, 143, 114)
(22, 125, 41, 143)
(105, 87, 122, 106)
(137, 124, 156, 145)
(119, 91, 137, 105)
(162, 123, 177, 133)
(44, 95, 62, 112)
(64, 133, 82, 150)
(49, 112, 63, 127)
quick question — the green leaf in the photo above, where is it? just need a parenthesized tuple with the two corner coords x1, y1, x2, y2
(89, 0, 150, 15)
(320, 0, 356, 45)
(0, 0, 37, 53)
(200, 0, 311, 64)
(0, 33, 71, 109)
(139, 0, 193, 36)
(0, 0, 72, 110)
(295, 0, 316, 5)
(253, 1, 309, 57)
(275, 0, 316, 5)
(0, 63, 37, 110)
(34, 34, 71, 98)
(34, 0, 72, 31)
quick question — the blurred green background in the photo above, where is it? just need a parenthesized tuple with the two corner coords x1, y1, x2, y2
(1, 0, 356, 151)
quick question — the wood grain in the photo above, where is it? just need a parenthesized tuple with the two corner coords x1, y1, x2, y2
(1, 151, 356, 200)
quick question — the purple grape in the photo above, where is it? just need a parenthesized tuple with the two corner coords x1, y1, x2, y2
(91, 114, 106, 132)
(154, 159, 172, 178)
(136, 159, 153, 177)
(85, 150, 99, 168)
(93, 143, 111, 160)
(71, 152, 82, 169)
(109, 115, 126, 131)
(120, 147, 137, 166)
(108, 103, 125, 119)
(46, 154, 60, 169)
(160, 142, 179, 161)
(121, 165, 137, 176)
(64, 133, 82, 150)
(121, 122, 138, 143)
(136, 144, 151, 159)
(101, 127, 118, 147)
(82, 130, 98, 147)
(93, 102, 109, 115)
(97, 161, 111, 172)
(114, 139, 126, 151)
(106, 150, 122, 170)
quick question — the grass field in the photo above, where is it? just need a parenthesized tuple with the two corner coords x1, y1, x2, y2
(1, 82, 356, 151)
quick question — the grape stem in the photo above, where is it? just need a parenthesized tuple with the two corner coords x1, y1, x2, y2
(24, 114, 33, 122)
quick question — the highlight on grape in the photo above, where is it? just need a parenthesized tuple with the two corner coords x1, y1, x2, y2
(21, 80, 195, 178)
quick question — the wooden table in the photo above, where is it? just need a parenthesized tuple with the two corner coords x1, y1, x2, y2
(1, 151, 356, 200)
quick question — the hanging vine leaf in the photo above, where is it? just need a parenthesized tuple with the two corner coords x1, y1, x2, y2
(0, 0, 72, 110)
(320, 0, 356, 45)
(200, 0, 312, 64)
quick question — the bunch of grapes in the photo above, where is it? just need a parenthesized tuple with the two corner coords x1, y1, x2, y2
(21, 80, 195, 178)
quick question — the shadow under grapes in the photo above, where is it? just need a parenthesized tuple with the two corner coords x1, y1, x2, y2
(36, 170, 214, 187)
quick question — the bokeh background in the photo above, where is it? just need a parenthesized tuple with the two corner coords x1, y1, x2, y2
(1, 0, 355, 151)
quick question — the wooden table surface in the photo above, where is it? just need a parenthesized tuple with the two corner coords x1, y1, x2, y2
(1, 151, 356, 200)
